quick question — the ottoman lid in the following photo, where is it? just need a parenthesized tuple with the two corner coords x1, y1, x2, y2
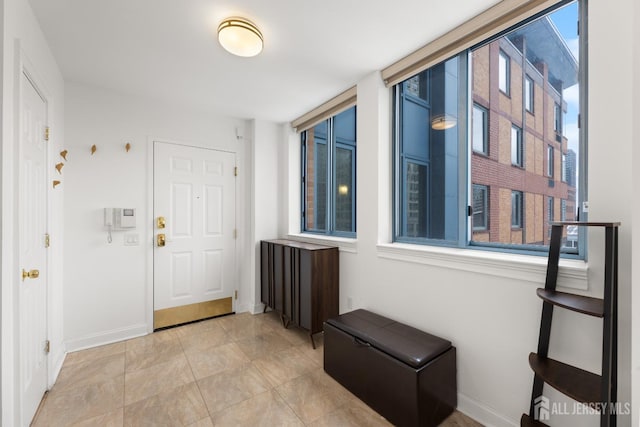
(326, 309, 452, 369)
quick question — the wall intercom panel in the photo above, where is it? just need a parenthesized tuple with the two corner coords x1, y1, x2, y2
(104, 208, 136, 230)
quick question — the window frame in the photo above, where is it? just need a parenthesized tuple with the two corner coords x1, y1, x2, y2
(390, 0, 587, 259)
(525, 75, 534, 113)
(511, 191, 524, 229)
(547, 145, 554, 177)
(554, 102, 562, 134)
(300, 106, 357, 237)
(472, 103, 489, 155)
(511, 125, 523, 167)
(472, 184, 489, 231)
(498, 50, 511, 96)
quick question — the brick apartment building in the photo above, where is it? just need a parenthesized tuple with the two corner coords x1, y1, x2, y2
(471, 16, 578, 246)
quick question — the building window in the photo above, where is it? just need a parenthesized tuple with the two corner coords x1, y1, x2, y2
(561, 199, 567, 221)
(394, 0, 584, 256)
(525, 75, 534, 112)
(472, 104, 488, 154)
(511, 191, 523, 228)
(554, 103, 562, 134)
(473, 185, 489, 231)
(548, 196, 554, 222)
(547, 145, 554, 177)
(301, 106, 356, 236)
(499, 50, 510, 95)
(511, 125, 523, 167)
(395, 54, 464, 244)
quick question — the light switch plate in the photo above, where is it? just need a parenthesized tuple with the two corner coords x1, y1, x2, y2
(124, 233, 139, 246)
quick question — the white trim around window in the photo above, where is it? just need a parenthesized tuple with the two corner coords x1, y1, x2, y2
(377, 243, 588, 290)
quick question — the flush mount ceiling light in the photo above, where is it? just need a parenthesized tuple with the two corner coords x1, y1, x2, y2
(217, 17, 263, 57)
(431, 114, 457, 130)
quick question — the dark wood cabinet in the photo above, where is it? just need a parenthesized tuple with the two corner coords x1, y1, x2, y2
(260, 239, 339, 348)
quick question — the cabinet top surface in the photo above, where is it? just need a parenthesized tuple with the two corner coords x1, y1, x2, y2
(262, 239, 338, 251)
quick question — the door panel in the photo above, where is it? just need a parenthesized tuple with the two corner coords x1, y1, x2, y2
(19, 72, 48, 426)
(153, 142, 236, 329)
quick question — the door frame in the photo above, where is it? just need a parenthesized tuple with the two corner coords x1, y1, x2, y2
(7, 42, 54, 426)
(145, 138, 240, 333)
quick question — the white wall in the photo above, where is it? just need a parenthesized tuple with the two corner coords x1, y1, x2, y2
(632, 1, 640, 425)
(1, 0, 65, 425)
(279, 2, 637, 427)
(63, 82, 251, 350)
(249, 120, 283, 312)
(589, 0, 634, 426)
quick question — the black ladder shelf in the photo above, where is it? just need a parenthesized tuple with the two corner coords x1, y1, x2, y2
(521, 221, 620, 427)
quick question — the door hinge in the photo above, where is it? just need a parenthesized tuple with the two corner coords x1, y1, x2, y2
(44, 127, 50, 142)
(44, 233, 50, 248)
(233, 229, 237, 239)
(234, 290, 238, 300)
(234, 166, 238, 177)
(45, 340, 50, 354)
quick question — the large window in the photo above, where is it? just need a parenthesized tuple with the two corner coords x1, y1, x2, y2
(394, 0, 585, 255)
(302, 106, 356, 236)
(395, 55, 465, 243)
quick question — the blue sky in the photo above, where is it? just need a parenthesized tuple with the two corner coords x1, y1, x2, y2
(550, 2, 580, 154)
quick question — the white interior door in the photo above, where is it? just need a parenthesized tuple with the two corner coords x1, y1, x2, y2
(19, 71, 49, 425)
(153, 142, 236, 329)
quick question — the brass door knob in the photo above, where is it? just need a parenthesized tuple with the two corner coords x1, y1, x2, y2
(156, 216, 166, 229)
(22, 269, 40, 281)
(157, 234, 166, 247)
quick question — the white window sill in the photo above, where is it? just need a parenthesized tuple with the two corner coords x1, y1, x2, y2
(377, 243, 588, 290)
(286, 233, 357, 253)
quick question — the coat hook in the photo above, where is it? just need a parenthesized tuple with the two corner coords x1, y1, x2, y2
(91, 145, 97, 155)
(125, 142, 131, 152)
(53, 180, 61, 188)
(60, 149, 68, 161)
(55, 163, 64, 174)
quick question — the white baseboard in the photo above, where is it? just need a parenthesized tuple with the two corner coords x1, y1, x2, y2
(250, 303, 265, 314)
(234, 302, 252, 314)
(64, 323, 148, 353)
(48, 348, 66, 388)
(457, 393, 518, 427)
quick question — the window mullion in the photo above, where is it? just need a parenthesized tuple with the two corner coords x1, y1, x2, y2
(327, 119, 335, 235)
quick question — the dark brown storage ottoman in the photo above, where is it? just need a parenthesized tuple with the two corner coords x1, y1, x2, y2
(324, 309, 457, 427)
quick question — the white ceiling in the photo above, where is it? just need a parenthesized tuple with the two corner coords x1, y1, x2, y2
(28, 0, 500, 123)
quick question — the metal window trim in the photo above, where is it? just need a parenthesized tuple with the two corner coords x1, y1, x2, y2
(300, 106, 357, 237)
(390, 0, 586, 260)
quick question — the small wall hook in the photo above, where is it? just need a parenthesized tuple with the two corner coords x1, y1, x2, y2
(55, 163, 64, 174)
(125, 142, 131, 152)
(91, 145, 97, 155)
(52, 180, 61, 188)
(60, 150, 68, 161)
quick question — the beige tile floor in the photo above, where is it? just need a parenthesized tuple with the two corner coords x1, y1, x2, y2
(32, 311, 483, 426)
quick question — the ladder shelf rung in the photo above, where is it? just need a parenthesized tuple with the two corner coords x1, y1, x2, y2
(549, 221, 621, 227)
(536, 289, 604, 317)
(520, 414, 549, 427)
(528, 353, 601, 404)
